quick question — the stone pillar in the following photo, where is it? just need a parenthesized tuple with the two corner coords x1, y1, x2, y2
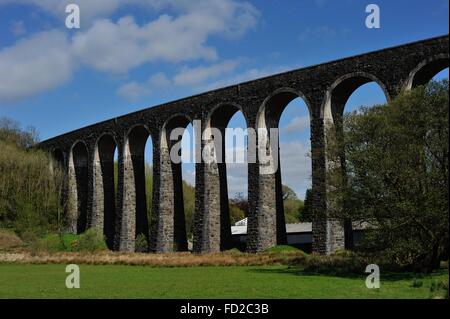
(91, 147, 104, 232)
(247, 127, 286, 252)
(311, 116, 345, 254)
(67, 153, 78, 234)
(150, 137, 188, 253)
(192, 126, 231, 253)
(92, 139, 116, 249)
(117, 133, 149, 252)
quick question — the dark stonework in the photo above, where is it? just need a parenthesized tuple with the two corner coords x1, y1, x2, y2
(40, 35, 449, 254)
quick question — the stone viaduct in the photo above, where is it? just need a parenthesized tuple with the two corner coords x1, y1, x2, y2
(39, 35, 449, 254)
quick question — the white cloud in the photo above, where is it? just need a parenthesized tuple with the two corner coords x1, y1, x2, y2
(116, 59, 242, 100)
(279, 141, 312, 199)
(0, 0, 260, 102)
(72, 15, 218, 74)
(71, 1, 258, 74)
(174, 60, 240, 86)
(283, 116, 310, 134)
(149, 72, 171, 89)
(116, 72, 171, 101)
(0, 30, 73, 102)
(117, 82, 151, 102)
(203, 64, 298, 91)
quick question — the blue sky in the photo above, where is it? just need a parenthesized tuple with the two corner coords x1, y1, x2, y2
(0, 0, 448, 199)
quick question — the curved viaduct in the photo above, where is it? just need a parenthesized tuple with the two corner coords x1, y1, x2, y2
(40, 35, 449, 254)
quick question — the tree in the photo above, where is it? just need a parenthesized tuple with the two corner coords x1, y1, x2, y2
(329, 80, 449, 272)
(0, 118, 65, 237)
(282, 185, 298, 201)
(299, 188, 313, 222)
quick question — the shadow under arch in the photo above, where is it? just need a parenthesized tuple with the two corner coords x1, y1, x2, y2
(94, 133, 117, 249)
(51, 148, 65, 167)
(70, 140, 89, 234)
(405, 54, 450, 90)
(203, 103, 249, 251)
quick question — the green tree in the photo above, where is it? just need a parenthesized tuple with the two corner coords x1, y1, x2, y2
(282, 185, 303, 224)
(299, 188, 313, 222)
(329, 80, 449, 272)
(0, 118, 65, 237)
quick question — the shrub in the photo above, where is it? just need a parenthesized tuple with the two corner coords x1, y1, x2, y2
(32, 234, 63, 253)
(76, 228, 107, 253)
(411, 279, 423, 288)
(135, 234, 148, 253)
(0, 228, 23, 250)
(61, 233, 80, 252)
(264, 245, 301, 254)
(297, 250, 368, 276)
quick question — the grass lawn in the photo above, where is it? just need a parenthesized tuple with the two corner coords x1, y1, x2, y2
(0, 264, 447, 299)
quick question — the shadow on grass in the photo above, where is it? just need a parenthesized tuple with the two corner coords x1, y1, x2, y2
(246, 266, 448, 282)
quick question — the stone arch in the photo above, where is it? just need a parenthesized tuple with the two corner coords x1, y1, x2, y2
(160, 113, 193, 151)
(205, 102, 249, 251)
(251, 88, 311, 250)
(70, 140, 89, 234)
(120, 125, 152, 252)
(321, 72, 390, 122)
(93, 133, 118, 249)
(404, 54, 450, 90)
(257, 88, 312, 130)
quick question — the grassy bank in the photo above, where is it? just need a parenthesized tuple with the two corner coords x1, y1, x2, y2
(0, 264, 447, 299)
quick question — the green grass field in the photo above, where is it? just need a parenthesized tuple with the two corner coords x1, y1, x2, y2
(0, 264, 447, 299)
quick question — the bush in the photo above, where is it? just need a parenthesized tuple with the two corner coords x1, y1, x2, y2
(32, 234, 63, 253)
(411, 279, 423, 288)
(264, 245, 301, 254)
(76, 228, 107, 253)
(302, 252, 366, 276)
(135, 234, 148, 253)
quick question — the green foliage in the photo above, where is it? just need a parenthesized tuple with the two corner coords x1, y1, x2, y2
(264, 245, 301, 253)
(299, 188, 313, 222)
(61, 233, 79, 251)
(411, 279, 423, 288)
(135, 234, 149, 253)
(282, 185, 297, 201)
(328, 80, 449, 272)
(76, 228, 108, 253)
(182, 181, 195, 238)
(30, 230, 108, 253)
(229, 204, 245, 225)
(284, 199, 303, 224)
(32, 234, 64, 253)
(0, 118, 66, 237)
